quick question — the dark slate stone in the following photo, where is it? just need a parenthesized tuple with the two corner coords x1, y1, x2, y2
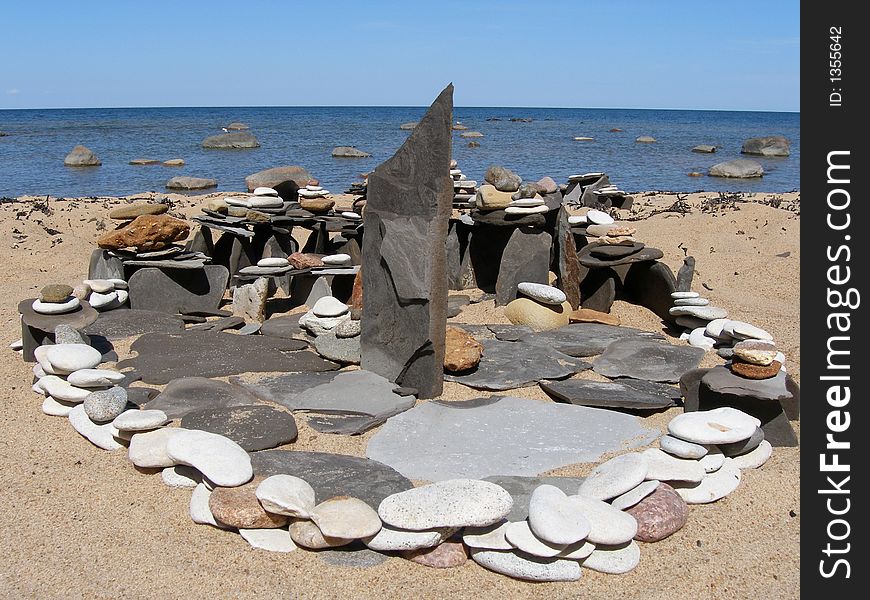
(447, 294, 470, 318)
(554, 208, 582, 309)
(482, 476, 586, 521)
(691, 377, 798, 447)
(361, 85, 453, 399)
(679, 368, 712, 412)
(468, 226, 514, 291)
(719, 426, 765, 457)
(701, 366, 794, 402)
(470, 209, 547, 228)
(116, 332, 336, 384)
(125, 386, 160, 407)
(580, 175, 612, 208)
(443, 339, 591, 391)
(593, 339, 705, 383)
(517, 323, 663, 358)
(621, 261, 677, 321)
(142, 377, 264, 419)
(231, 371, 341, 411)
(249, 450, 414, 509)
(180, 405, 298, 451)
(486, 324, 532, 341)
(589, 243, 645, 259)
(446, 221, 463, 290)
(127, 265, 229, 314)
(578, 246, 664, 268)
(540, 378, 679, 410)
(81, 309, 186, 341)
(186, 316, 246, 332)
(259, 314, 308, 340)
(305, 414, 389, 435)
(123, 259, 206, 270)
(19, 299, 99, 361)
(783, 375, 801, 420)
(495, 227, 552, 306)
(88, 249, 124, 280)
(676, 256, 696, 292)
(580, 267, 618, 313)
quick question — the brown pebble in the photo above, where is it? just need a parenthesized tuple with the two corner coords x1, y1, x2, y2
(39, 284, 74, 303)
(626, 483, 689, 542)
(730, 359, 782, 380)
(208, 477, 288, 529)
(443, 326, 483, 372)
(569, 307, 620, 326)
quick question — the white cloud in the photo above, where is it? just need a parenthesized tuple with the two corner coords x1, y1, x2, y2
(6, 89, 20, 95)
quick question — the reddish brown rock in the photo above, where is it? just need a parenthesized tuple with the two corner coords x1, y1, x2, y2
(569, 307, 620, 326)
(349, 267, 363, 320)
(96, 214, 190, 252)
(287, 252, 324, 269)
(443, 326, 483, 372)
(626, 483, 688, 542)
(300, 198, 335, 213)
(730, 359, 782, 380)
(402, 540, 468, 568)
(208, 477, 288, 529)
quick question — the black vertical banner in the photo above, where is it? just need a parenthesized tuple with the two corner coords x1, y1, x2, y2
(802, 2, 867, 596)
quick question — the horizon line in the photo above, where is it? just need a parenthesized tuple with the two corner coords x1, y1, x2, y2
(0, 104, 800, 114)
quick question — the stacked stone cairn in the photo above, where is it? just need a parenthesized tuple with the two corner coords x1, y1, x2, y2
(562, 172, 633, 210)
(450, 160, 477, 209)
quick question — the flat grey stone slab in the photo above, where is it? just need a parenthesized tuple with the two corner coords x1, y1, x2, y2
(579, 246, 664, 268)
(260, 314, 309, 341)
(250, 450, 414, 509)
(518, 323, 664, 358)
(701, 366, 794, 402)
(444, 340, 591, 391)
(82, 309, 186, 340)
(231, 371, 341, 411)
(180, 405, 298, 451)
(487, 324, 533, 342)
(123, 259, 206, 270)
(143, 376, 265, 419)
(318, 544, 389, 568)
(593, 339, 705, 383)
(127, 265, 229, 314)
(366, 396, 659, 481)
(116, 332, 337, 384)
(305, 414, 388, 436)
(482, 476, 587, 521)
(540, 378, 680, 410)
(19, 298, 98, 332)
(290, 371, 415, 434)
(187, 316, 245, 332)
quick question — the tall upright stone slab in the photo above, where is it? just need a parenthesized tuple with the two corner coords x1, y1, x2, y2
(361, 84, 453, 398)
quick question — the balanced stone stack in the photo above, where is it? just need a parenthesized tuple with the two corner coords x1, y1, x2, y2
(31, 284, 84, 316)
(78, 278, 130, 311)
(503, 282, 571, 331)
(450, 160, 478, 209)
(562, 173, 632, 210)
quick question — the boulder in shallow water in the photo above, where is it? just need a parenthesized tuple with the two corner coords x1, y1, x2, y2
(64, 145, 101, 167)
(332, 146, 371, 158)
(741, 135, 790, 157)
(708, 159, 763, 178)
(201, 131, 260, 149)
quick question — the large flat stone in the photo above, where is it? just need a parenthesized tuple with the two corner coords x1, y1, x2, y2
(701, 366, 794, 402)
(361, 85, 453, 399)
(116, 332, 337, 384)
(443, 339, 591, 391)
(180, 405, 298, 451)
(517, 323, 664, 358)
(366, 396, 659, 481)
(579, 245, 664, 268)
(250, 450, 414, 510)
(143, 377, 264, 419)
(482, 476, 587, 522)
(259, 314, 309, 341)
(231, 372, 341, 411)
(593, 339, 705, 383)
(82, 309, 185, 340)
(127, 265, 229, 314)
(540, 378, 680, 409)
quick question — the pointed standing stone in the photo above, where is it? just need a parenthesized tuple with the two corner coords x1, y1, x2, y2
(360, 84, 453, 398)
(676, 256, 695, 292)
(495, 227, 552, 306)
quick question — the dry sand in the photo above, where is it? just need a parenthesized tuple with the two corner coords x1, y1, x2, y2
(0, 190, 799, 599)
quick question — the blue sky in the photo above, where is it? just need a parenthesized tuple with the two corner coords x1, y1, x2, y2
(0, 0, 799, 111)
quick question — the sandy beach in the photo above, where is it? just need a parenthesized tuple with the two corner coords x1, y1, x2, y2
(0, 190, 800, 599)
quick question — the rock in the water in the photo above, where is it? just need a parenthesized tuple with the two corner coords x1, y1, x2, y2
(378, 479, 512, 530)
(443, 326, 482, 372)
(672, 458, 741, 503)
(578, 454, 649, 501)
(503, 298, 571, 331)
(209, 477, 288, 529)
(97, 214, 190, 252)
(165, 176, 218, 190)
(311, 496, 382, 539)
(180, 405, 298, 452)
(64, 145, 101, 167)
(528, 485, 591, 545)
(166, 429, 253, 487)
(484, 165, 522, 192)
(741, 135, 790, 157)
(68, 405, 122, 450)
(83, 386, 128, 423)
(593, 339, 704, 383)
(256, 475, 317, 518)
(668, 407, 760, 445)
(470, 549, 581, 582)
(540, 378, 679, 410)
(332, 146, 371, 158)
(361, 85, 453, 399)
(367, 396, 657, 481)
(635, 136, 656, 143)
(692, 145, 717, 153)
(708, 159, 764, 178)
(143, 376, 262, 419)
(582, 541, 641, 574)
(202, 131, 260, 149)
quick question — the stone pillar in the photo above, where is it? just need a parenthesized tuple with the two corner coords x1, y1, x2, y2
(360, 84, 453, 398)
